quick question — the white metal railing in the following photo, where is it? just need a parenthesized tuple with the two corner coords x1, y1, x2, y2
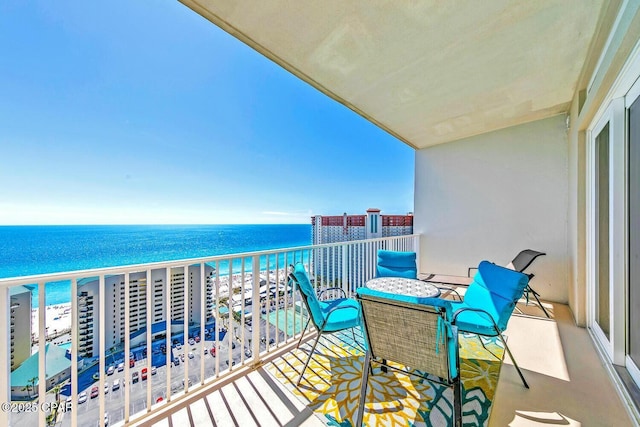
(0, 234, 419, 427)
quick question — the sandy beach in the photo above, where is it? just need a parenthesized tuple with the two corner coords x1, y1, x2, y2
(31, 303, 72, 343)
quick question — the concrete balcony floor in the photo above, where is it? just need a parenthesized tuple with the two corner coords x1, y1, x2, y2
(133, 301, 634, 427)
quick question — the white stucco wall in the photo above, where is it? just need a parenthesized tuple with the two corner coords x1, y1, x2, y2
(414, 115, 569, 303)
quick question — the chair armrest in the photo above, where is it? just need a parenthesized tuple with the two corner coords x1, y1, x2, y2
(434, 285, 463, 301)
(451, 307, 500, 332)
(319, 305, 360, 331)
(467, 266, 478, 277)
(318, 287, 347, 300)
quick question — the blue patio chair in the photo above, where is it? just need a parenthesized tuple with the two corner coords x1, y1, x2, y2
(378, 250, 465, 300)
(376, 250, 417, 278)
(451, 260, 531, 388)
(356, 287, 461, 427)
(288, 262, 361, 386)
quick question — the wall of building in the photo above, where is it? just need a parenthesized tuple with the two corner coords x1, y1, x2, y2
(567, 0, 640, 326)
(414, 115, 570, 303)
(77, 265, 214, 358)
(10, 287, 31, 370)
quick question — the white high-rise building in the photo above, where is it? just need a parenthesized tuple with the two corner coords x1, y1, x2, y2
(77, 265, 215, 358)
(312, 208, 413, 245)
(10, 286, 32, 370)
(311, 209, 414, 283)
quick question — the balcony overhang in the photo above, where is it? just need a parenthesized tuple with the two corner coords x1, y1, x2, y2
(180, 0, 608, 149)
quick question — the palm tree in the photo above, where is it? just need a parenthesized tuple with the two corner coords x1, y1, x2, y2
(109, 345, 118, 365)
(46, 380, 66, 426)
(21, 376, 37, 399)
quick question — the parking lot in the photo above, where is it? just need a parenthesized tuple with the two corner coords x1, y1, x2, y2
(10, 307, 289, 427)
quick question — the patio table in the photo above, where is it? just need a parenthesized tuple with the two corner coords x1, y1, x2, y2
(365, 277, 441, 298)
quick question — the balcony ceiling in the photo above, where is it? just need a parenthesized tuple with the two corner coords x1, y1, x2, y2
(181, 1, 607, 149)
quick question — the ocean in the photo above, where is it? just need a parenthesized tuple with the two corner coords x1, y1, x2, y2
(0, 224, 311, 307)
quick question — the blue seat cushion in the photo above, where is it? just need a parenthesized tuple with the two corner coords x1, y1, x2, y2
(291, 262, 326, 328)
(452, 261, 529, 334)
(449, 301, 500, 336)
(319, 298, 361, 332)
(292, 262, 360, 332)
(376, 250, 417, 279)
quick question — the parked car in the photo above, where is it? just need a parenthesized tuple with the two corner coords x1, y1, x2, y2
(176, 343, 182, 350)
(90, 386, 99, 399)
(188, 338, 195, 345)
(141, 367, 148, 380)
(106, 365, 115, 376)
(174, 358, 180, 366)
(188, 352, 194, 359)
(132, 371, 139, 383)
(151, 366, 157, 375)
(210, 347, 216, 356)
(112, 379, 120, 391)
(105, 413, 109, 426)
(204, 348, 208, 355)
(104, 384, 109, 394)
(117, 362, 125, 372)
(130, 358, 135, 368)
(195, 336, 200, 343)
(78, 391, 87, 404)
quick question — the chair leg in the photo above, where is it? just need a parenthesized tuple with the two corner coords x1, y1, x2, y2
(528, 286, 550, 318)
(477, 335, 501, 361)
(356, 351, 372, 427)
(296, 318, 311, 349)
(297, 332, 322, 387)
(498, 332, 529, 389)
(453, 378, 462, 427)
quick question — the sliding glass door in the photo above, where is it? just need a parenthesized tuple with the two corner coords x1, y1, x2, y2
(593, 121, 611, 341)
(627, 85, 640, 385)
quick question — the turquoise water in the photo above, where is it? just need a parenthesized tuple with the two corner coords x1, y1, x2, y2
(0, 224, 311, 307)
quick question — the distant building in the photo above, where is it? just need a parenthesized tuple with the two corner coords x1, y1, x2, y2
(311, 209, 414, 283)
(10, 286, 32, 371)
(11, 343, 83, 400)
(77, 265, 216, 358)
(312, 208, 413, 245)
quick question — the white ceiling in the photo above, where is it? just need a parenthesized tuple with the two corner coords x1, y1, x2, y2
(180, 1, 607, 149)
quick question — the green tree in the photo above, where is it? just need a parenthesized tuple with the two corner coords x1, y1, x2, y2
(21, 376, 37, 399)
(46, 380, 67, 426)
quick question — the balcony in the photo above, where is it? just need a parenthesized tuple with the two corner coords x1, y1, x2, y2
(0, 235, 636, 426)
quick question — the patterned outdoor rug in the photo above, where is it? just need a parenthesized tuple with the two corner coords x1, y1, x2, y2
(268, 329, 505, 426)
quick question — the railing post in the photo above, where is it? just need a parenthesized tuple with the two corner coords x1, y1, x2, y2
(251, 257, 261, 363)
(0, 287, 10, 427)
(341, 243, 348, 295)
(413, 235, 420, 273)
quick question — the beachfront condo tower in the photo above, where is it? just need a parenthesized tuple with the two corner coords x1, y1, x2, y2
(9, 286, 31, 370)
(76, 265, 215, 358)
(311, 209, 413, 283)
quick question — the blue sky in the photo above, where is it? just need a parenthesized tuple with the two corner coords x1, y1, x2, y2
(0, 1, 414, 225)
